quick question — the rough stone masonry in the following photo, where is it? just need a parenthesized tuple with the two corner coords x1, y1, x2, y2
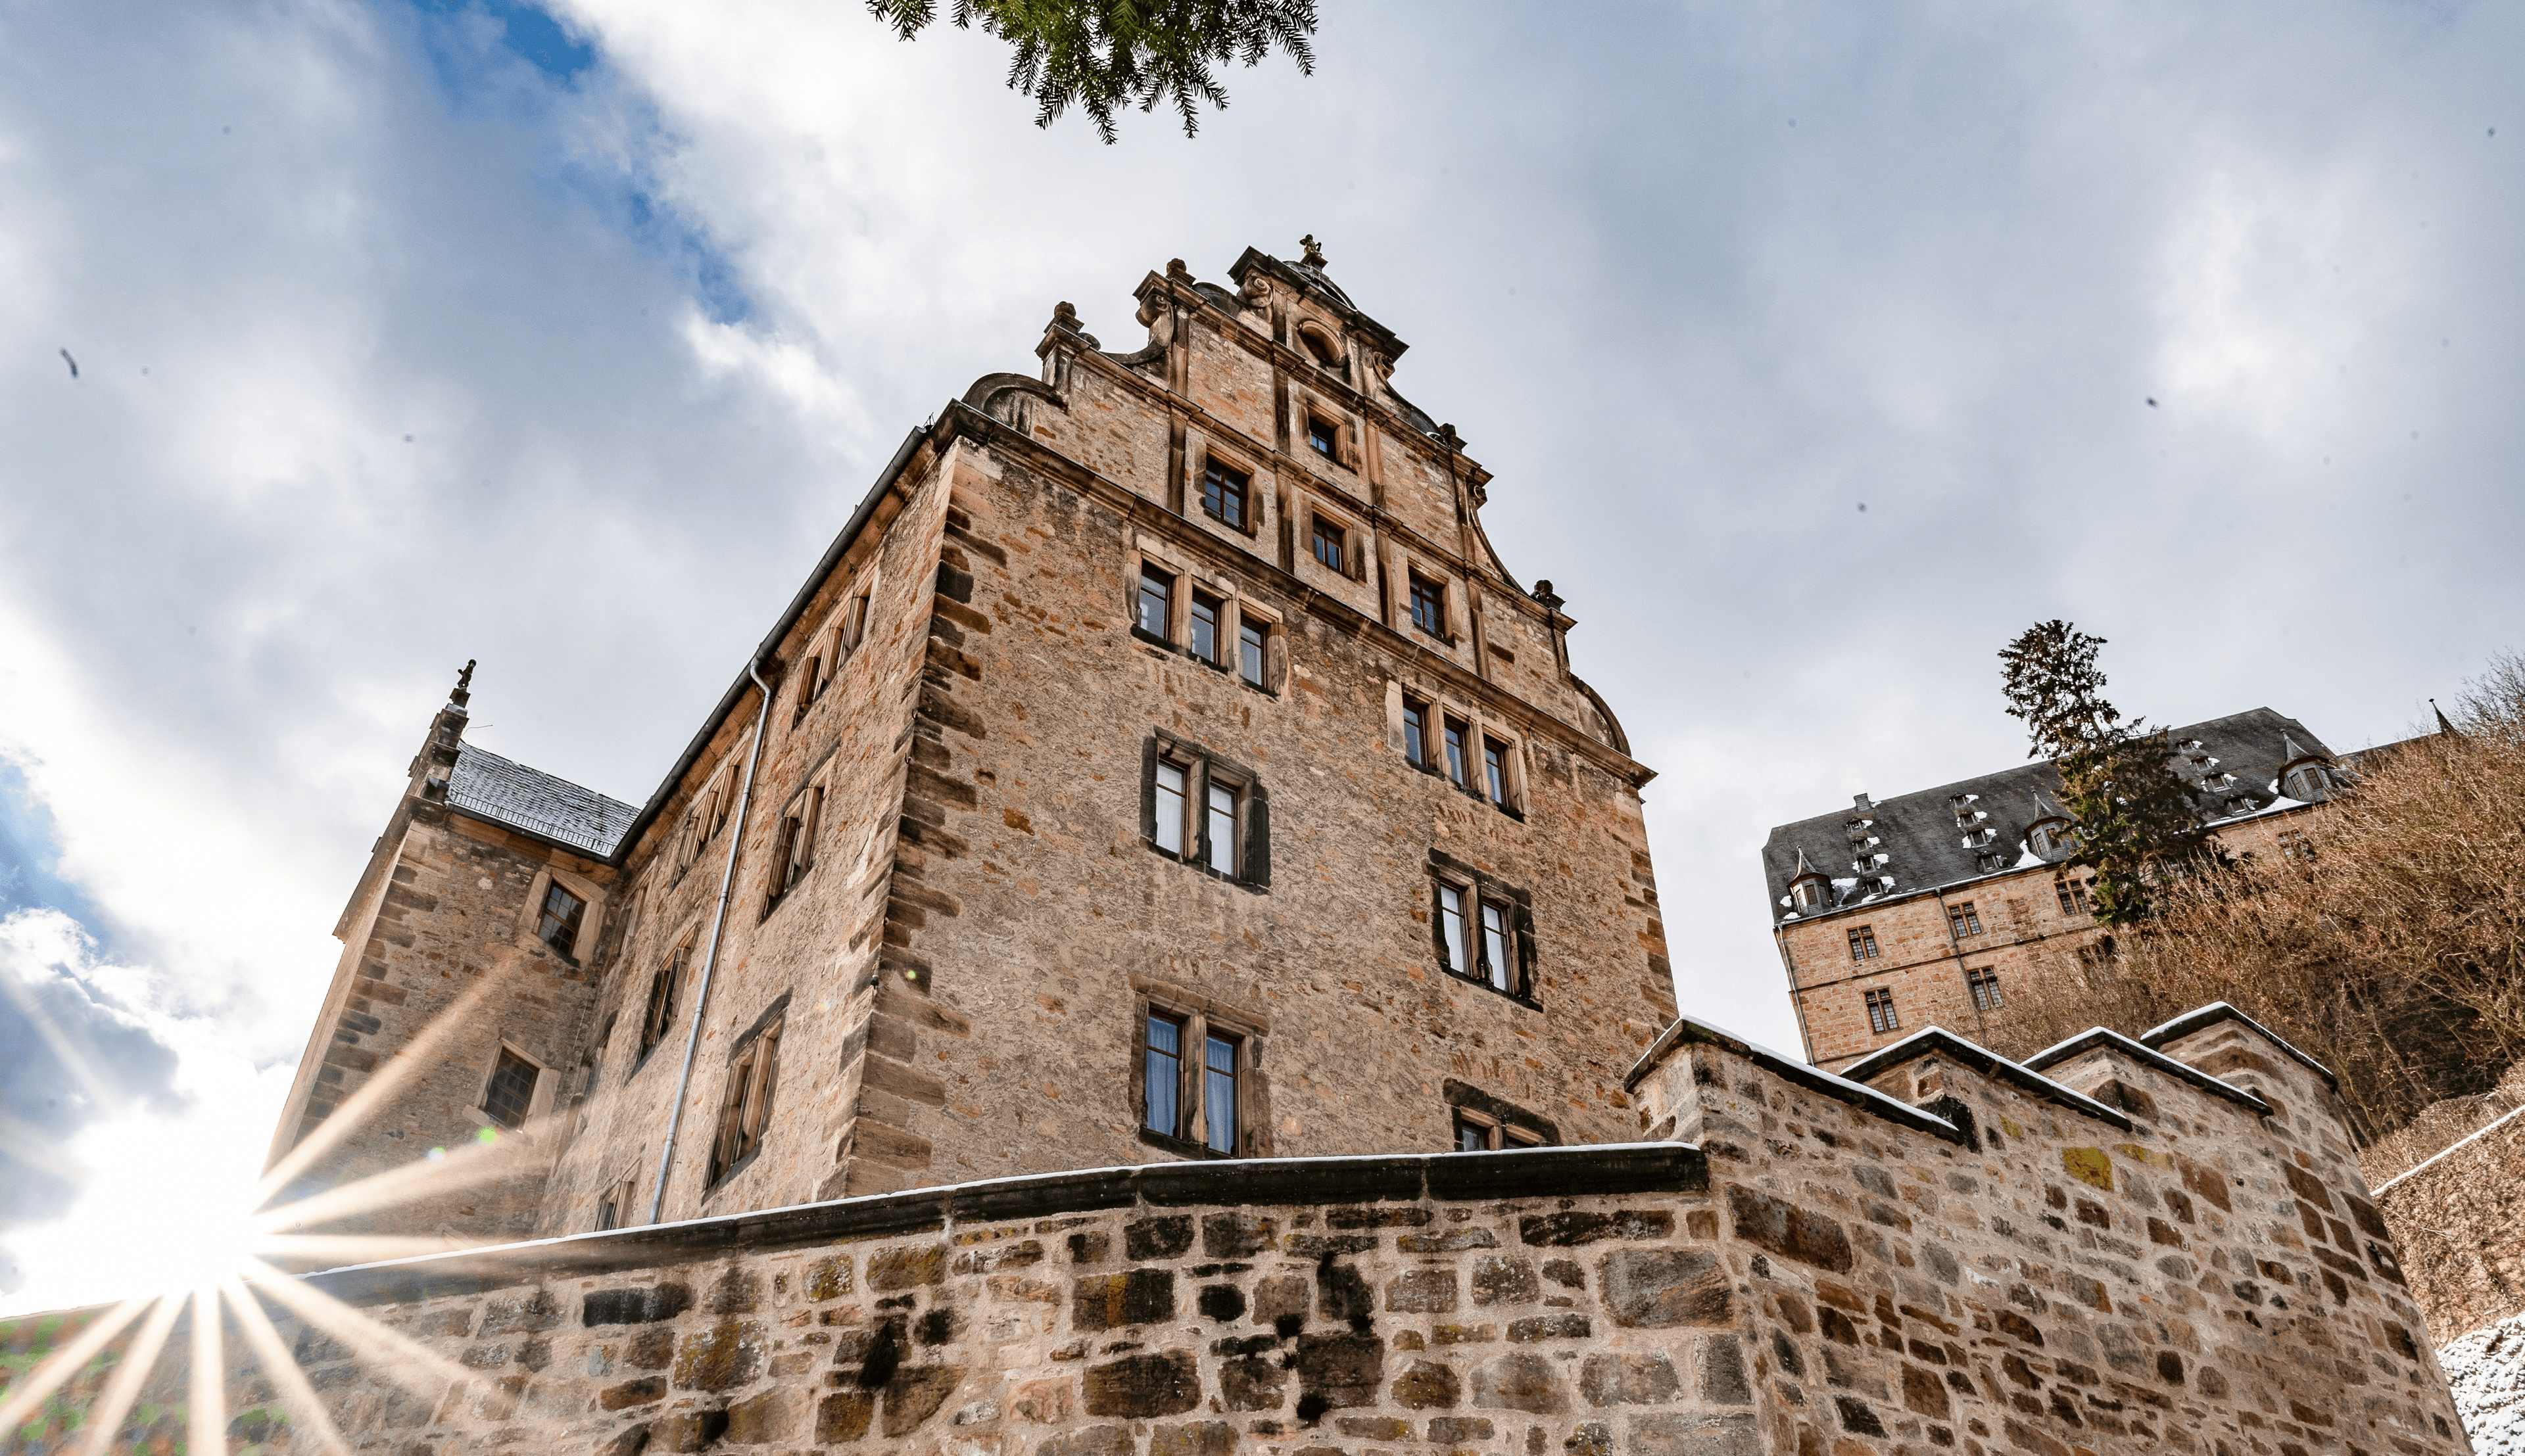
(0, 1000, 2472, 1456)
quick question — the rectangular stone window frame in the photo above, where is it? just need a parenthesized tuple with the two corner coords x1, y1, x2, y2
(1129, 984, 1268, 1161)
(475, 1040, 556, 1135)
(1444, 1081, 1556, 1151)
(1864, 986, 1899, 1034)
(1427, 852, 1538, 1004)
(1479, 730, 1528, 820)
(1391, 682, 1524, 816)
(520, 864, 604, 965)
(672, 763, 738, 885)
(1407, 567, 1451, 642)
(760, 772, 828, 920)
(1139, 730, 1271, 892)
(1967, 966, 2002, 1012)
(635, 927, 700, 1069)
(2054, 872, 2094, 916)
(1302, 497, 1370, 584)
(706, 995, 788, 1192)
(1292, 389, 1358, 472)
(792, 571, 877, 726)
(1948, 901, 1982, 937)
(1127, 544, 1282, 695)
(1848, 924, 1879, 960)
(594, 1171, 639, 1231)
(1184, 434, 1263, 540)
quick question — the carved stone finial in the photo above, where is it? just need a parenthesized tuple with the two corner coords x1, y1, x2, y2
(1533, 580, 1563, 613)
(1238, 273, 1272, 310)
(450, 658, 476, 710)
(1166, 258, 1192, 281)
(1053, 300, 1081, 329)
(1436, 423, 1464, 450)
(1299, 234, 1327, 269)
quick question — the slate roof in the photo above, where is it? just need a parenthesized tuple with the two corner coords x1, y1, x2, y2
(1760, 707, 2336, 924)
(446, 744, 639, 858)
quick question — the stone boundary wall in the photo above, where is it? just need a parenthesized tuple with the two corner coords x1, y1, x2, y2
(0, 1008, 2478, 1456)
(2376, 1112, 2525, 1343)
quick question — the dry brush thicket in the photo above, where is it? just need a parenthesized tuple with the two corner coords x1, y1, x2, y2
(1984, 656, 2525, 1163)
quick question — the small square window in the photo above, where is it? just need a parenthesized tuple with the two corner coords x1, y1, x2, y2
(1409, 573, 1447, 637)
(1238, 622, 1267, 687)
(1201, 460, 1249, 530)
(1848, 925, 1879, 961)
(1455, 1113, 1491, 1152)
(1190, 592, 1222, 665)
(1307, 415, 1339, 458)
(1948, 902, 1981, 938)
(1864, 987, 1899, 1035)
(1311, 515, 1345, 571)
(1403, 701, 1430, 769)
(483, 1047, 540, 1131)
(1137, 567, 1174, 639)
(1967, 967, 2002, 1012)
(537, 881, 586, 956)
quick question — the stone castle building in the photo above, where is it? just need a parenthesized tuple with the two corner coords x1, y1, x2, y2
(1760, 709, 2393, 1071)
(268, 240, 1679, 1240)
(1, 245, 2476, 1456)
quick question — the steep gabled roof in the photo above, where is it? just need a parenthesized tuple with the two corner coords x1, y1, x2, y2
(446, 745, 638, 858)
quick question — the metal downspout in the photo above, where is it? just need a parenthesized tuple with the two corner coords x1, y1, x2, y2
(648, 655, 777, 1224)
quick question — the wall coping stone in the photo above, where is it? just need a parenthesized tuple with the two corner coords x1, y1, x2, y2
(1622, 1015, 1967, 1144)
(2023, 1025, 2278, 1117)
(289, 1142, 1707, 1309)
(2140, 999, 2340, 1088)
(1839, 1026, 2137, 1131)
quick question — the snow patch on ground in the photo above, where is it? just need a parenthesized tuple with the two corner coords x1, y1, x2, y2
(2444, 1311, 2525, 1453)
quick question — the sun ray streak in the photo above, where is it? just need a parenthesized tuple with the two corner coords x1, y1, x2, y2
(0, 958, 124, 1115)
(0, 1110, 91, 1186)
(239, 1259, 479, 1397)
(188, 1287, 227, 1456)
(0, 1298, 149, 1436)
(254, 1129, 541, 1233)
(75, 1294, 181, 1456)
(256, 1233, 476, 1265)
(256, 974, 501, 1204)
(221, 1277, 352, 1456)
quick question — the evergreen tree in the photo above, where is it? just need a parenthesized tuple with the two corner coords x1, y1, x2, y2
(866, 0, 1318, 142)
(1998, 621, 2219, 926)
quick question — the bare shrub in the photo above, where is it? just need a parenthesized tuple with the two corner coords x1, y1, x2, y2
(1984, 654, 2525, 1146)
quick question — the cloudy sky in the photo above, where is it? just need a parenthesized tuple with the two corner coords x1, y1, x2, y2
(3, 0, 2519, 1311)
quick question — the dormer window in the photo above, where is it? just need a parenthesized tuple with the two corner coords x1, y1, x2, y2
(1789, 876, 1831, 911)
(2029, 820, 2074, 858)
(2282, 763, 2335, 802)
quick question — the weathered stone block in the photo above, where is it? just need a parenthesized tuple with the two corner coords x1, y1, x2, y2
(1579, 1353, 1679, 1406)
(1599, 1248, 1731, 1327)
(1081, 1351, 1201, 1417)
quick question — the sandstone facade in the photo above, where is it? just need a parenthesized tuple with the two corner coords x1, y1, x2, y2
(263, 243, 1677, 1240)
(3, 1003, 2470, 1456)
